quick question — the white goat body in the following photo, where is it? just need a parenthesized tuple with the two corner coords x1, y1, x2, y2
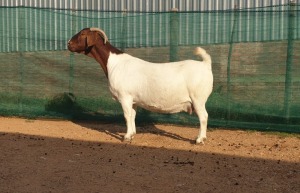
(108, 53, 212, 113)
(107, 48, 213, 143)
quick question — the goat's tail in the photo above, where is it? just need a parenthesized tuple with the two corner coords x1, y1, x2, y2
(194, 47, 212, 70)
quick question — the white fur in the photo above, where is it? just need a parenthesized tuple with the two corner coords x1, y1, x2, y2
(107, 47, 213, 144)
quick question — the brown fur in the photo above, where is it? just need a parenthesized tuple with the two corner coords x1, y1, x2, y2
(68, 28, 123, 78)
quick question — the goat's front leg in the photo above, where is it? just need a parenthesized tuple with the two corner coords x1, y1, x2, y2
(120, 99, 135, 141)
(131, 104, 137, 135)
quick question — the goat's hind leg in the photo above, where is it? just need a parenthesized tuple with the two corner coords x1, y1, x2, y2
(192, 101, 208, 144)
(196, 108, 208, 144)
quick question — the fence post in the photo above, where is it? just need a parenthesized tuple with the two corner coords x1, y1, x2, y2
(169, 8, 179, 62)
(121, 9, 128, 52)
(69, 8, 76, 94)
(284, 1, 296, 121)
(226, 5, 239, 123)
(18, 6, 25, 114)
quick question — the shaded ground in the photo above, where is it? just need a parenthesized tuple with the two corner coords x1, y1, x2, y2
(0, 117, 299, 193)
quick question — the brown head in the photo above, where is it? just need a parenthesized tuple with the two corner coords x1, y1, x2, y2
(67, 28, 109, 54)
(67, 28, 123, 78)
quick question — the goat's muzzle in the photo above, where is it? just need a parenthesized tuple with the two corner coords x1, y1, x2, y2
(67, 40, 76, 52)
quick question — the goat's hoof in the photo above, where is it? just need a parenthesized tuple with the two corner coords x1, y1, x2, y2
(123, 135, 134, 142)
(123, 138, 132, 143)
(195, 137, 206, 145)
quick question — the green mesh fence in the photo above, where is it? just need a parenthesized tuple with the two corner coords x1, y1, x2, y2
(0, 4, 299, 132)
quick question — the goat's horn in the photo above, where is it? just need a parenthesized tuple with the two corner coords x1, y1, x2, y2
(90, 27, 108, 44)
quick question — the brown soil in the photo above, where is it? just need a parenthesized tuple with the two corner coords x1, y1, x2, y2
(0, 117, 299, 193)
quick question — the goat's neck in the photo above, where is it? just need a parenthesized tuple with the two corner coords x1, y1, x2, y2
(88, 43, 123, 78)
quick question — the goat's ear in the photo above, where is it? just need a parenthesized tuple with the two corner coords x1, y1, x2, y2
(84, 37, 93, 54)
(86, 36, 94, 47)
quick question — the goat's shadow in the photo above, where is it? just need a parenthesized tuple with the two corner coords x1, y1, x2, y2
(45, 92, 196, 143)
(72, 112, 194, 144)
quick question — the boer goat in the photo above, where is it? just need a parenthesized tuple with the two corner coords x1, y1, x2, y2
(68, 28, 213, 144)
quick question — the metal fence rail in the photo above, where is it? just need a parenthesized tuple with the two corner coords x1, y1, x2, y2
(1, 0, 300, 12)
(1, 5, 299, 52)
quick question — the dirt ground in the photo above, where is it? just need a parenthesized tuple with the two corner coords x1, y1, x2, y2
(0, 117, 299, 193)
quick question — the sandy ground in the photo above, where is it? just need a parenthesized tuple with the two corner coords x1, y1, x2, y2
(0, 117, 299, 193)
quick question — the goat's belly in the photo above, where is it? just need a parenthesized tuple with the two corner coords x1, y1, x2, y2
(137, 101, 193, 114)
